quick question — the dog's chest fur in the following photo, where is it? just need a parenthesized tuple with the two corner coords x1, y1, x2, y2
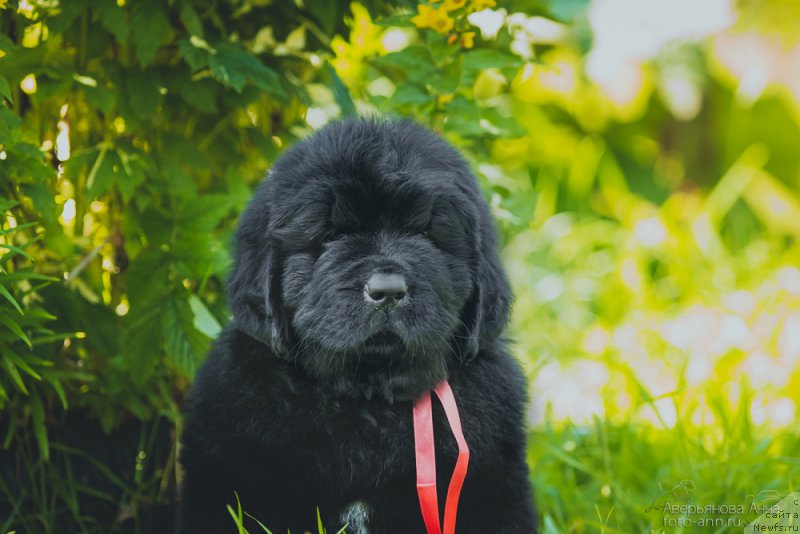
(340, 501, 370, 534)
(232, 348, 443, 470)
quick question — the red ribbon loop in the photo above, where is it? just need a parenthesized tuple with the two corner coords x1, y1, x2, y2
(413, 380, 470, 534)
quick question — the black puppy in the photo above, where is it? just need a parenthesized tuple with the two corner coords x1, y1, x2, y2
(176, 118, 537, 533)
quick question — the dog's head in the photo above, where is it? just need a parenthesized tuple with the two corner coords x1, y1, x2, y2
(228, 118, 510, 401)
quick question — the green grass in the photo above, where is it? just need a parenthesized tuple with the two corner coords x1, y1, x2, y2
(530, 393, 800, 532)
(228, 493, 348, 534)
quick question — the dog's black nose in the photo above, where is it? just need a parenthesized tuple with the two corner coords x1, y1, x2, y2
(365, 273, 407, 310)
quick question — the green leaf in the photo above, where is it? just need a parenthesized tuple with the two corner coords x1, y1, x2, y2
(0, 108, 22, 145)
(2, 357, 28, 394)
(5, 351, 42, 381)
(6, 143, 53, 185)
(443, 95, 483, 137)
(244, 61, 284, 95)
(31, 393, 50, 460)
(0, 74, 11, 104)
(0, 311, 32, 347)
(307, 0, 338, 34)
(162, 293, 210, 379)
(209, 44, 285, 97)
(744, 168, 800, 238)
(425, 28, 457, 65)
(0, 34, 17, 54)
(462, 49, 524, 71)
(124, 69, 163, 120)
(705, 145, 766, 223)
(428, 70, 460, 95)
(375, 45, 438, 83)
(0, 242, 34, 261)
(178, 39, 210, 71)
(227, 491, 246, 532)
(171, 76, 218, 113)
(180, 3, 204, 37)
(461, 49, 523, 85)
(95, 0, 130, 44)
(0, 197, 18, 213)
(127, 248, 170, 301)
(116, 149, 148, 201)
(174, 194, 233, 231)
(20, 182, 57, 224)
(87, 146, 145, 199)
(51, 443, 131, 491)
(122, 299, 163, 384)
(390, 83, 431, 107)
(18, 308, 56, 321)
(545, 0, 592, 22)
(0, 271, 59, 284)
(327, 63, 356, 117)
(45, 375, 68, 409)
(244, 511, 275, 533)
(0, 284, 22, 313)
(374, 13, 415, 27)
(49, 0, 89, 33)
(130, 0, 169, 67)
(123, 248, 170, 384)
(0, 223, 35, 236)
(85, 145, 109, 194)
(172, 235, 230, 279)
(209, 53, 247, 92)
(188, 294, 222, 339)
(479, 107, 526, 137)
(81, 79, 117, 114)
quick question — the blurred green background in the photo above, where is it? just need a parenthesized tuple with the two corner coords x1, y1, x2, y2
(1, 0, 799, 532)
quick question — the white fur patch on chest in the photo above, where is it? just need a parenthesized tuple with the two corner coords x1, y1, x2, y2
(339, 500, 370, 534)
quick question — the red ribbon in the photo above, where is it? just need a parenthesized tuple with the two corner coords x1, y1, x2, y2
(412, 380, 470, 534)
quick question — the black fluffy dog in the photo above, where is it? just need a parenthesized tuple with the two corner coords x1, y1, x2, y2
(176, 118, 537, 533)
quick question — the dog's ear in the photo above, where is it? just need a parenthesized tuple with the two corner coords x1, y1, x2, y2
(227, 200, 290, 356)
(459, 204, 511, 361)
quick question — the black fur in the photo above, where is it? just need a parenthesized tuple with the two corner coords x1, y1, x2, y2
(176, 118, 537, 533)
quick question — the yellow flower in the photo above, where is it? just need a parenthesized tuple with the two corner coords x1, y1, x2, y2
(437, 93, 455, 105)
(330, 3, 384, 85)
(429, 8, 455, 33)
(411, 5, 433, 27)
(0, 0, 7, 9)
(411, 4, 455, 34)
(469, 0, 497, 12)
(460, 31, 476, 48)
(444, 0, 468, 10)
